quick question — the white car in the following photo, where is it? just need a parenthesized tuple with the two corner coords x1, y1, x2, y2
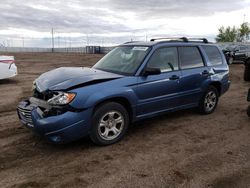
(0, 56, 17, 80)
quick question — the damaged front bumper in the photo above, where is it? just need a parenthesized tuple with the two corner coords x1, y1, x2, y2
(17, 97, 92, 143)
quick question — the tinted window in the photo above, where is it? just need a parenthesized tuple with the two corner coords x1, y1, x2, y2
(203, 46, 223, 65)
(147, 47, 178, 72)
(179, 47, 204, 69)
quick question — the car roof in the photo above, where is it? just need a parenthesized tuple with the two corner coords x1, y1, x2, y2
(121, 37, 215, 47)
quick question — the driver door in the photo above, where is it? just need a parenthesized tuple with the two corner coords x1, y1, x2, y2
(135, 47, 181, 117)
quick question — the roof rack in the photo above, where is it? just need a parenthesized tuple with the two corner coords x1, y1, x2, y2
(123, 41, 142, 44)
(150, 37, 209, 43)
(150, 37, 188, 42)
(188, 38, 209, 43)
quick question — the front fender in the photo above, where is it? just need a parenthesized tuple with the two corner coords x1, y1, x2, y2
(84, 87, 137, 108)
(69, 86, 138, 111)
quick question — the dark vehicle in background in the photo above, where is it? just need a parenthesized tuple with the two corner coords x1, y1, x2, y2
(247, 89, 250, 117)
(17, 37, 230, 145)
(244, 58, 250, 81)
(222, 48, 234, 65)
(222, 45, 250, 64)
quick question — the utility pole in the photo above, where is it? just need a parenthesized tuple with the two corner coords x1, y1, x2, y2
(57, 36, 60, 48)
(69, 36, 71, 48)
(86, 34, 89, 46)
(51, 28, 54, 52)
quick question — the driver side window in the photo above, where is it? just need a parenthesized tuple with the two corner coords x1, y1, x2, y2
(147, 47, 179, 72)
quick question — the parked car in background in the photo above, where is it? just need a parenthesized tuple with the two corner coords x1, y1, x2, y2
(0, 56, 17, 80)
(222, 45, 250, 64)
(233, 45, 250, 62)
(244, 58, 250, 81)
(17, 37, 230, 145)
(222, 47, 234, 65)
(247, 89, 250, 117)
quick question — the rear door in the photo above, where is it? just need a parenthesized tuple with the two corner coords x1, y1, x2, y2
(178, 46, 209, 106)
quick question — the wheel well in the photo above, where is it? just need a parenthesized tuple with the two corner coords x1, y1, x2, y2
(210, 82, 221, 96)
(93, 97, 133, 122)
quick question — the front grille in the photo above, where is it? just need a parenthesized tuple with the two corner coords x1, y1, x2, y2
(17, 107, 33, 126)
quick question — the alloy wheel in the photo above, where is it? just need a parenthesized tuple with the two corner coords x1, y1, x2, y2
(98, 111, 124, 141)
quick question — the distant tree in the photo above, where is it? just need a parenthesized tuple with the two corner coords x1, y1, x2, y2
(216, 22, 250, 42)
(216, 26, 238, 42)
(238, 22, 250, 42)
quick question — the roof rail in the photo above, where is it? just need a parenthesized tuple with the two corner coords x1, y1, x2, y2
(150, 37, 188, 42)
(150, 37, 209, 43)
(188, 38, 209, 43)
(123, 41, 142, 44)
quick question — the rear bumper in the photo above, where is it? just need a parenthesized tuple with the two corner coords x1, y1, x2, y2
(0, 63, 18, 79)
(17, 99, 92, 144)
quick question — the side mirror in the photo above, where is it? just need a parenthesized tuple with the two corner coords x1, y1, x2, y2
(143, 67, 161, 76)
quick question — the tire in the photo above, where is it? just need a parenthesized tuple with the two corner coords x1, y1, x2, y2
(244, 59, 250, 81)
(244, 68, 250, 81)
(247, 106, 250, 117)
(90, 102, 129, 146)
(198, 86, 219, 115)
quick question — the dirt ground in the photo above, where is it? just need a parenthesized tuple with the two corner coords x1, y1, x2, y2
(1, 53, 250, 188)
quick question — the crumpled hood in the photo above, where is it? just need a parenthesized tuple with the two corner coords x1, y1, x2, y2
(35, 67, 123, 92)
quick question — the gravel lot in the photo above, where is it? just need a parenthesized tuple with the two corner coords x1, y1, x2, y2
(0, 53, 250, 188)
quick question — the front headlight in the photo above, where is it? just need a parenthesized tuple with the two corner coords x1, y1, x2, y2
(48, 92, 76, 105)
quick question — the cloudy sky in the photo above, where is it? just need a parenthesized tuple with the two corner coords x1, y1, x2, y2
(0, 0, 250, 47)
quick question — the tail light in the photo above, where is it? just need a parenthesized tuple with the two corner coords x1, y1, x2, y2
(0, 60, 14, 64)
(0, 56, 15, 69)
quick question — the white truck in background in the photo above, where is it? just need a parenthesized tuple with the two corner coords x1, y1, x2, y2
(0, 56, 17, 80)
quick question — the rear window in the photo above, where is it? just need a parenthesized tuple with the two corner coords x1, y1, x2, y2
(203, 46, 223, 65)
(179, 47, 204, 69)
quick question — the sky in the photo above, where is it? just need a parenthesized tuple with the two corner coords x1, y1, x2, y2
(0, 0, 250, 47)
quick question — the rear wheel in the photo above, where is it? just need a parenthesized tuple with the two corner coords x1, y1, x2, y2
(198, 86, 219, 114)
(90, 102, 129, 145)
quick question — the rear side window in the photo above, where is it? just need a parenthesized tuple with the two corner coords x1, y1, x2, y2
(203, 46, 223, 65)
(179, 47, 204, 69)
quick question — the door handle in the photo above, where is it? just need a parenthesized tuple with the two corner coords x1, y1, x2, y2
(169, 75, 180, 80)
(202, 70, 209, 76)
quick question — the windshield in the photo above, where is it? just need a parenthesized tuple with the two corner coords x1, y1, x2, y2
(93, 46, 151, 75)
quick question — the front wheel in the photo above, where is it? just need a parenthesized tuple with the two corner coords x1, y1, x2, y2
(90, 102, 129, 146)
(198, 86, 219, 114)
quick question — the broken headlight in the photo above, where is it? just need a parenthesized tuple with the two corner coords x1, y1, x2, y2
(47, 92, 76, 105)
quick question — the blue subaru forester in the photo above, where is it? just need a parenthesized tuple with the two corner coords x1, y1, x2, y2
(17, 37, 230, 145)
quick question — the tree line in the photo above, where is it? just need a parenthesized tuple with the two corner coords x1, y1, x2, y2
(216, 22, 250, 42)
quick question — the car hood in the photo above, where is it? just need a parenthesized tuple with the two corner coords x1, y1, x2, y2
(35, 67, 123, 92)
